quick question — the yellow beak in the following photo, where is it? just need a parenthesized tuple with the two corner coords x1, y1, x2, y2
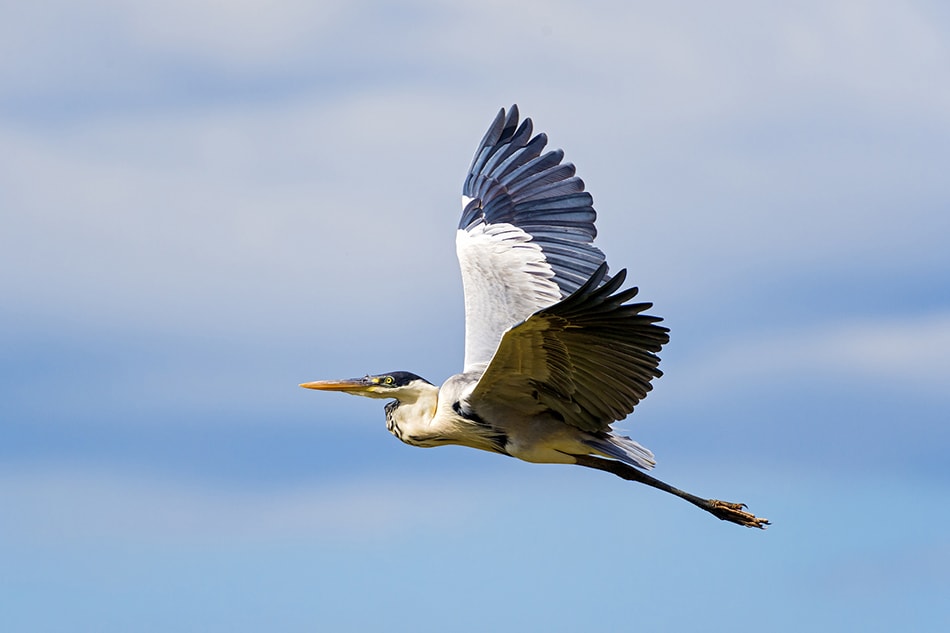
(299, 378, 372, 392)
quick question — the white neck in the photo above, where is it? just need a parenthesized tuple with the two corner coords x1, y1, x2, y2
(385, 381, 440, 446)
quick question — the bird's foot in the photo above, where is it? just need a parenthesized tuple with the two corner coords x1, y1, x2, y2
(705, 499, 770, 529)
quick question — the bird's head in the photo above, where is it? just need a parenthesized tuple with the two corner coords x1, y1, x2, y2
(299, 371, 433, 400)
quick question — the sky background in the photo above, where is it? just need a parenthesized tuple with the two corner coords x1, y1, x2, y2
(3, 1, 949, 631)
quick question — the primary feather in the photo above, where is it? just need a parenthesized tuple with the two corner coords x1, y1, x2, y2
(457, 105, 607, 372)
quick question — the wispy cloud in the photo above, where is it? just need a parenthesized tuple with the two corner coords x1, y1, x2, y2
(3, 1, 948, 341)
(670, 312, 950, 398)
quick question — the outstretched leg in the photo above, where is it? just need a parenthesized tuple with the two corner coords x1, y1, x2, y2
(573, 454, 769, 529)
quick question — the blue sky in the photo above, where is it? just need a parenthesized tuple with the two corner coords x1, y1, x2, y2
(2, 1, 949, 631)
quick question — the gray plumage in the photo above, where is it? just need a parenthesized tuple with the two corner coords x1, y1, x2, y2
(301, 106, 769, 529)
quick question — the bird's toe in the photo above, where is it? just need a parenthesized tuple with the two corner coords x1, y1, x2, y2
(707, 499, 770, 529)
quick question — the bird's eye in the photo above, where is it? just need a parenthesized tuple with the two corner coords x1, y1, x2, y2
(384, 376, 395, 385)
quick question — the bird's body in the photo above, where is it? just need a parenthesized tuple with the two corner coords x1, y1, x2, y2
(381, 370, 638, 466)
(302, 106, 768, 528)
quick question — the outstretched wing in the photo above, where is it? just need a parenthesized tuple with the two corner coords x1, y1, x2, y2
(457, 105, 607, 372)
(463, 264, 669, 433)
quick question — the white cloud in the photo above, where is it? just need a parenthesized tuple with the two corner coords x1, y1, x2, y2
(6, 1, 948, 115)
(0, 1, 354, 94)
(669, 312, 950, 398)
(0, 92, 469, 335)
(2, 0, 948, 351)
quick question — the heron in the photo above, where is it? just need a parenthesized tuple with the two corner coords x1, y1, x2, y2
(301, 105, 769, 528)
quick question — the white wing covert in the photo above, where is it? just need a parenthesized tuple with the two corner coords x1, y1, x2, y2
(456, 106, 607, 372)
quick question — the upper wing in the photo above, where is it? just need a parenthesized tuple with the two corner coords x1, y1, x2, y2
(456, 105, 607, 372)
(463, 264, 669, 433)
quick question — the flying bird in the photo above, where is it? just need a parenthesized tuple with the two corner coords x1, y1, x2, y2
(301, 106, 768, 528)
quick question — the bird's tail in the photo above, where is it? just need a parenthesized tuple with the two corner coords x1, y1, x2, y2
(585, 433, 656, 470)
